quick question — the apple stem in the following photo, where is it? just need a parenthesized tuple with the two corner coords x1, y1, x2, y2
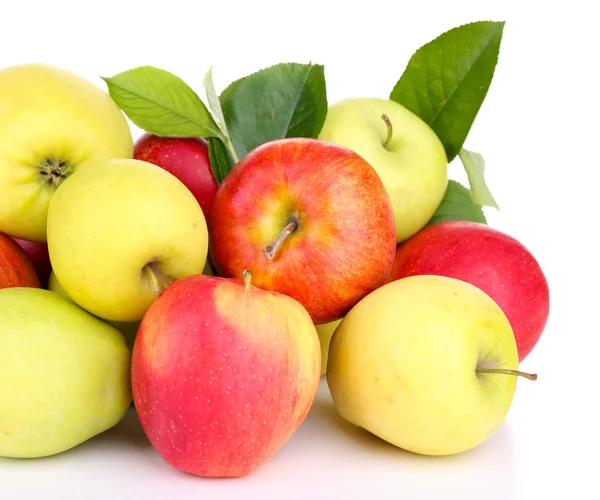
(381, 114, 393, 150)
(242, 269, 252, 290)
(143, 263, 177, 298)
(263, 219, 299, 260)
(476, 368, 538, 381)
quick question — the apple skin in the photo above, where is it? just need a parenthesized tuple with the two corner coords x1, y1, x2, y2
(327, 274, 520, 456)
(133, 133, 218, 221)
(208, 137, 397, 325)
(0, 63, 133, 242)
(0, 233, 40, 289)
(315, 318, 342, 376)
(47, 158, 209, 323)
(10, 237, 52, 287)
(384, 220, 550, 361)
(0, 287, 132, 458)
(131, 272, 321, 478)
(318, 97, 448, 243)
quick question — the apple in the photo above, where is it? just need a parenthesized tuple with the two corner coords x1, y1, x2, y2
(0, 232, 40, 289)
(47, 158, 209, 323)
(318, 97, 448, 243)
(326, 274, 537, 456)
(384, 220, 550, 361)
(133, 133, 218, 221)
(0, 63, 133, 242)
(208, 137, 397, 324)
(315, 318, 342, 376)
(131, 270, 321, 478)
(47, 270, 140, 353)
(10, 236, 52, 287)
(0, 287, 132, 458)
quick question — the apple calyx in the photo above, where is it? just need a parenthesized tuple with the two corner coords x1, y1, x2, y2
(143, 262, 176, 298)
(39, 158, 73, 188)
(263, 217, 299, 260)
(381, 114, 393, 150)
(476, 367, 538, 381)
(242, 269, 252, 290)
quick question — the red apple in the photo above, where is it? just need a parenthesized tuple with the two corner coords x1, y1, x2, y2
(0, 233, 41, 289)
(133, 133, 218, 220)
(208, 137, 397, 324)
(385, 220, 550, 361)
(10, 237, 52, 287)
(131, 271, 321, 478)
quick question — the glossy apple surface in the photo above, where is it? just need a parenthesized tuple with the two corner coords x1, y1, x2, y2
(0, 233, 40, 289)
(385, 220, 550, 361)
(131, 272, 321, 477)
(134, 133, 218, 220)
(208, 137, 397, 324)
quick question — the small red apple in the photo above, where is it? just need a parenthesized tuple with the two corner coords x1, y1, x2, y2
(10, 237, 52, 287)
(208, 137, 397, 324)
(384, 220, 550, 361)
(131, 271, 321, 478)
(0, 233, 41, 289)
(133, 133, 218, 220)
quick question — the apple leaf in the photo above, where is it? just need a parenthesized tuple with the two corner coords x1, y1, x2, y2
(207, 136, 234, 185)
(102, 66, 222, 138)
(427, 180, 487, 226)
(389, 21, 505, 162)
(458, 147, 499, 209)
(219, 62, 328, 160)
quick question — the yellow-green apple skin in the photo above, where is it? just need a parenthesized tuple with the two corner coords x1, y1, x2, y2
(316, 319, 342, 375)
(131, 273, 321, 477)
(318, 97, 448, 243)
(0, 63, 133, 242)
(326, 274, 520, 456)
(0, 287, 132, 458)
(46, 158, 209, 323)
(47, 270, 139, 351)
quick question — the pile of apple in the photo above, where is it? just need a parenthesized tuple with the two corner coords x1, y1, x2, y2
(0, 50, 549, 478)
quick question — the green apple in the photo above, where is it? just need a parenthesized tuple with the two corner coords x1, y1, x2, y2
(47, 158, 209, 323)
(326, 274, 537, 456)
(48, 270, 139, 352)
(0, 287, 132, 458)
(318, 97, 448, 243)
(0, 63, 133, 242)
(315, 318, 342, 375)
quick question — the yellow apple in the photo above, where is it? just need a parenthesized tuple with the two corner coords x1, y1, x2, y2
(0, 287, 131, 458)
(47, 158, 209, 323)
(48, 270, 139, 352)
(315, 318, 342, 375)
(0, 63, 133, 242)
(318, 97, 448, 243)
(327, 274, 536, 456)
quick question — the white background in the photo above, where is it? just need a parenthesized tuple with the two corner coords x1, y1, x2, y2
(1, 0, 598, 499)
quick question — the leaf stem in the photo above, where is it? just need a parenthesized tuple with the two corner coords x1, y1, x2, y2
(223, 135, 239, 164)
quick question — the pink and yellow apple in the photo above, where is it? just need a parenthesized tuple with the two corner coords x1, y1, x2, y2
(208, 137, 397, 324)
(131, 271, 321, 478)
(385, 220, 550, 361)
(0, 233, 40, 289)
(133, 133, 218, 221)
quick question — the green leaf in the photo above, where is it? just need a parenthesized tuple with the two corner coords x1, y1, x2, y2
(102, 66, 221, 138)
(207, 136, 233, 185)
(219, 62, 328, 160)
(427, 180, 487, 226)
(458, 148, 499, 209)
(203, 66, 230, 140)
(390, 21, 505, 161)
